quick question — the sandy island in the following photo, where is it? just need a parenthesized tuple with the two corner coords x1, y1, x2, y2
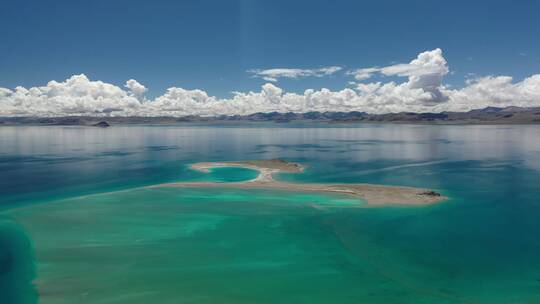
(154, 159, 446, 206)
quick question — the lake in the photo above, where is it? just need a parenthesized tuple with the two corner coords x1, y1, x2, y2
(1, 124, 540, 303)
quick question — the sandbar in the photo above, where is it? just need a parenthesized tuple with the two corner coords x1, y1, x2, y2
(155, 159, 446, 206)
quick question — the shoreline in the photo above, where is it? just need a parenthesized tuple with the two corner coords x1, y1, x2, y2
(153, 160, 447, 206)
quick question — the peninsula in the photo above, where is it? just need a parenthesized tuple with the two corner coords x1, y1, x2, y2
(155, 159, 446, 206)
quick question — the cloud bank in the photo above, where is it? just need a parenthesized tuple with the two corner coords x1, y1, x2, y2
(1, 49, 540, 117)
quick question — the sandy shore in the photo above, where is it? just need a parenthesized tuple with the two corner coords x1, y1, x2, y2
(155, 159, 446, 206)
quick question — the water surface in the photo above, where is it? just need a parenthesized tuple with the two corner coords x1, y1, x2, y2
(1, 124, 540, 303)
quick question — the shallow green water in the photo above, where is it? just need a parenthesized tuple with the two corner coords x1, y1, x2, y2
(1, 124, 540, 303)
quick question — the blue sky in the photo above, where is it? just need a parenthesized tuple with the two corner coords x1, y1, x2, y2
(1, 0, 539, 99)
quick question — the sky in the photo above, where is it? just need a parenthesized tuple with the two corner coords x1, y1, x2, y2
(1, 0, 540, 116)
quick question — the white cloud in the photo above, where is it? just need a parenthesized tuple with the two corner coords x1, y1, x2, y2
(1, 49, 540, 117)
(348, 68, 379, 81)
(349, 48, 449, 102)
(443, 75, 540, 111)
(0, 74, 141, 116)
(125, 79, 147, 99)
(248, 66, 342, 82)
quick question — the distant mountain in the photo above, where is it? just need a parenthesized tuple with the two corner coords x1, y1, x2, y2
(1, 106, 540, 126)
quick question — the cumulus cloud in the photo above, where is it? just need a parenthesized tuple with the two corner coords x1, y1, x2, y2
(248, 66, 342, 82)
(443, 75, 540, 110)
(0, 74, 141, 116)
(349, 48, 449, 102)
(1, 49, 540, 117)
(125, 79, 147, 99)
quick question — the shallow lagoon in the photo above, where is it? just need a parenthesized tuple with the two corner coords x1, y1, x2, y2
(1, 124, 540, 303)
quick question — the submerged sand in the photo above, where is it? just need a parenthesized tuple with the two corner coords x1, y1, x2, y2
(155, 159, 446, 206)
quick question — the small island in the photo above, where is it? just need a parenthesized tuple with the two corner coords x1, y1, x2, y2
(155, 159, 447, 206)
(92, 121, 111, 128)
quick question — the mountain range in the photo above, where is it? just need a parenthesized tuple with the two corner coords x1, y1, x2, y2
(1, 106, 540, 126)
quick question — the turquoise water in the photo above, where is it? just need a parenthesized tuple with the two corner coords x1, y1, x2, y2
(1, 124, 540, 303)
